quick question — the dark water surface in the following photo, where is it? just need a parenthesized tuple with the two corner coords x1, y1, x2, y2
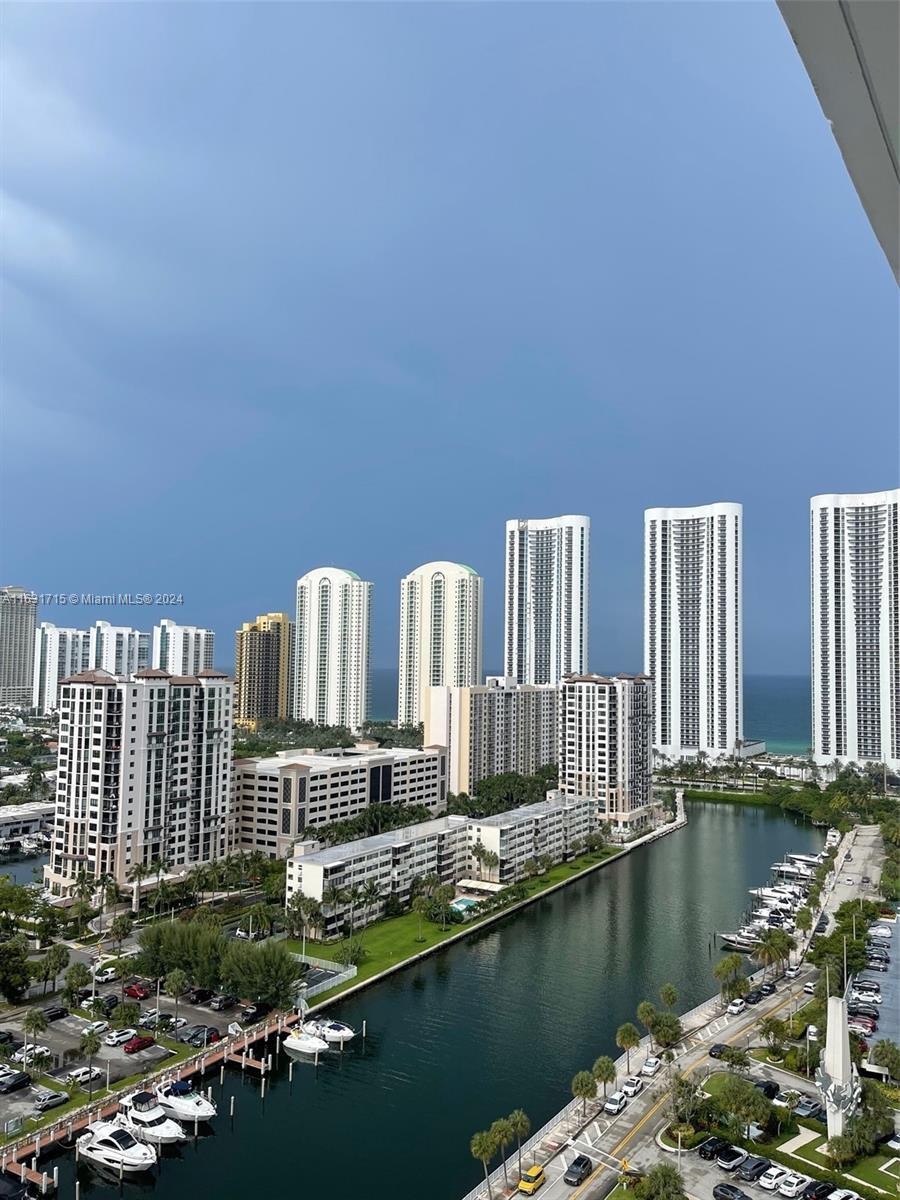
(51, 802, 822, 1200)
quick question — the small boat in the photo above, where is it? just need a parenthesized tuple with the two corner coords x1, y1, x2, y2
(301, 1017, 356, 1045)
(283, 1029, 329, 1055)
(787, 852, 823, 867)
(118, 1092, 187, 1144)
(76, 1120, 157, 1174)
(771, 861, 812, 878)
(155, 1079, 217, 1122)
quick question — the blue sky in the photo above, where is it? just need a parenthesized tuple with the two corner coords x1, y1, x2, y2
(2, 2, 897, 675)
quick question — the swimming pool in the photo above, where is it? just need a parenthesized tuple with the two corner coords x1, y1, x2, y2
(450, 897, 479, 913)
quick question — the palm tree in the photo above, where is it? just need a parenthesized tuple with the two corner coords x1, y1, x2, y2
(490, 1118, 513, 1189)
(360, 880, 383, 933)
(322, 883, 345, 937)
(22, 1007, 48, 1065)
(421, 872, 440, 898)
(127, 861, 150, 914)
(713, 953, 743, 1004)
(412, 895, 429, 943)
(470, 1129, 497, 1200)
(165, 968, 188, 1030)
(44, 944, 69, 996)
(751, 930, 781, 981)
(435, 884, 455, 931)
(616, 1023, 641, 1074)
(93, 872, 116, 933)
(571, 1070, 597, 1116)
(507, 1109, 530, 1179)
(249, 901, 271, 939)
(592, 1055, 616, 1098)
(660, 983, 678, 1010)
(637, 1000, 657, 1051)
(345, 885, 363, 945)
(79, 1029, 102, 1099)
(109, 913, 132, 957)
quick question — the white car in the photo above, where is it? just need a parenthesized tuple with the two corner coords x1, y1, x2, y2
(784, 966, 799, 979)
(83, 1020, 109, 1036)
(806, 1025, 819, 1042)
(641, 1056, 661, 1077)
(772, 1091, 800, 1108)
(850, 990, 882, 1004)
(778, 1173, 811, 1198)
(13, 1044, 51, 1064)
(827, 1190, 861, 1200)
(104, 1027, 137, 1047)
(622, 1076, 643, 1097)
(727, 998, 746, 1015)
(870, 926, 892, 938)
(93, 967, 117, 984)
(842, 877, 856, 885)
(603, 1091, 627, 1115)
(66, 1066, 103, 1086)
(759, 1166, 789, 1191)
(803, 982, 816, 995)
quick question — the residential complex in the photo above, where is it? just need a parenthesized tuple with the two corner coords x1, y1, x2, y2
(424, 676, 558, 796)
(89, 621, 150, 677)
(45, 667, 234, 894)
(397, 561, 483, 726)
(285, 790, 594, 933)
(558, 674, 654, 829)
(151, 619, 215, 675)
(811, 489, 899, 772)
(293, 567, 372, 730)
(504, 515, 590, 685)
(234, 743, 448, 858)
(234, 612, 294, 728)
(644, 502, 743, 761)
(0, 586, 37, 707)
(33, 622, 91, 715)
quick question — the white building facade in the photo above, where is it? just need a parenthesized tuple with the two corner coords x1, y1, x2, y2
(234, 743, 448, 858)
(0, 586, 37, 707)
(811, 489, 899, 772)
(293, 567, 372, 730)
(424, 677, 558, 796)
(504, 516, 590, 685)
(45, 668, 234, 894)
(32, 623, 91, 715)
(397, 561, 483, 726)
(644, 502, 743, 761)
(88, 621, 150, 677)
(151, 619, 215, 676)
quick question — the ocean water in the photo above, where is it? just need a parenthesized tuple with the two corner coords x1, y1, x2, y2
(372, 667, 812, 755)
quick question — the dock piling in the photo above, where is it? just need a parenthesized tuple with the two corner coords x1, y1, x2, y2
(288, 1061, 293, 1087)
(229, 1095, 235, 1119)
(220, 1065, 224, 1086)
(261, 1078, 266, 1101)
(42, 1171, 48, 1195)
(75, 1182, 80, 1200)
(54, 1165, 59, 1189)
(362, 1019, 367, 1040)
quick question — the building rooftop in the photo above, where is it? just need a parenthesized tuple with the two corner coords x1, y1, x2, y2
(237, 744, 440, 773)
(473, 794, 585, 829)
(60, 670, 117, 686)
(563, 673, 651, 684)
(291, 813, 469, 868)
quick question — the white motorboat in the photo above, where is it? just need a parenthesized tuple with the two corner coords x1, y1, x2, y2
(301, 1017, 356, 1045)
(76, 1120, 157, 1174)
(771, 861, 812, 879)
(119, 1092, 187, 1144)
(787, 852, 823, 867)
(155, 1079, 217, 1122)
(283, 1029, 329, 1055)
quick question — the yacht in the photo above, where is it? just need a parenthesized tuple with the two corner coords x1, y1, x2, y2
(787, 852, 823, 867)
(301, 1017, 356, 1045)
(119, 1092, 187, 1144)
(771, 861, 812, 879)
(719, 927, 763, 951)
(155, 1079, 217, 1122)
(76, 1121, 157, 1174)
(283, 1028, 329, 1055)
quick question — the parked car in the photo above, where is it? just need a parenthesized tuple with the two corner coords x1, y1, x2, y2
(124, 983, 150, 1000)
(778, 1173, 811, 1198)
(754, 1080, 779, 1099)
(736, 1157, 772, 1183)
(92, 966, 117, 984)
(745, 991, 763, 1006)
(772, 1091, 802, 1109)
(847, 1002, 880, 1019)
(826, 1190, 861, 1200)
(83, 1020, 109, 1036)
(717, 1146, 748, 1171)
(641, 1056, 661, 1077)
(759, 1167, 789, 1192)
(104, 1028, 137, 1047)
(714, 1185, 750, 1200)
(794, 1099, 825, 1120)
(708, 1043, 728, 1059)
(698, 1137, 730, 1162)
(240, 1002, 270, 1023)
(563, 1155, 592, 1186)
(784, 966, 800, 979)
(622, 1076, 643, 1098)
(727, 999, 746, 1015)
(0, 1031, 13, 1046)
(177, 1024, 206, 1044)
(186, 1026, 220, 1047)
(123, 1035, 155, 1054)
(850, 990, 882, 1005)
(801, 1182, 833, 1200)
(186, 988, 214, 1006)
(0, 1071, 30, 1094)
(13, 1044, 50, 1065)
(517, 1166, 545, 1195)
(803, 982, 816, 995)
(42, 1005, 68, 1022)
(760, 982, 776, 996)
(32, 1087, 70, 1114)
(209, 994, 237, 1012)
(97, 994, 118, 1013)
(864, 960, 888, 973)
(603, 1092, 627, 1116)
(869, 926, 892, 938)
(66, 1066, 103, 1087)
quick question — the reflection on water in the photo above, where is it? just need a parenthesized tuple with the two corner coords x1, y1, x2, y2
(49, 802, 823, 1200)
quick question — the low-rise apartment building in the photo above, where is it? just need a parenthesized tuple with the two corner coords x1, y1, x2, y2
(285, 790, 594, 933)
(235, 742, 448, 858)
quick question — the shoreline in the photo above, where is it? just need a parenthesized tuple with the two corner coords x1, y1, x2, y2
(310, 799, 688, 1015)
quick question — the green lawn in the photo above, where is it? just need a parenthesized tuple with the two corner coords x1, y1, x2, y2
(287, 847, 624, 1000)
(788, 1129, 897, 1193)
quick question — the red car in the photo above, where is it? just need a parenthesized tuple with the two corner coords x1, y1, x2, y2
(124, 983, 150, 1000)
(123, 1035, 155, 1054)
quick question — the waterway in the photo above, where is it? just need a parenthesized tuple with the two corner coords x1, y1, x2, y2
(47, 801, 822, 1200)
(0, 853, 47, 885)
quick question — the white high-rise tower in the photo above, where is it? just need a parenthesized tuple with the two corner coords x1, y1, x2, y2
(152, 619, 215, 675)
(293, 567, 372, 730)
(504, 516, 590, 685)
(397, 562, 483, 727)
(644, 502, 743, 760)
(32, 622, 91, 714)
(811, 489, 899, 772)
